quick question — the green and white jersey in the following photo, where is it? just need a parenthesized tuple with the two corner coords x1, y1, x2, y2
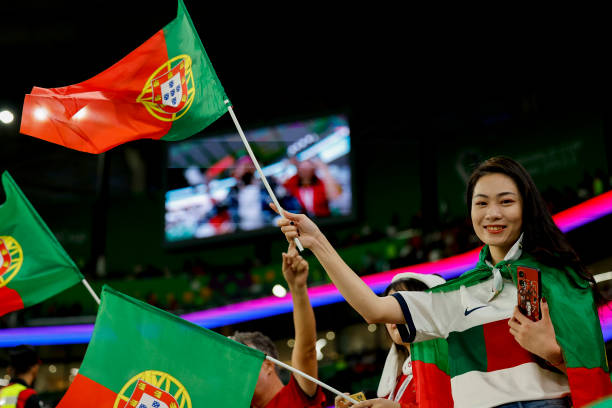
(393, 277, 569, 408)
(401, 240, 612, 408)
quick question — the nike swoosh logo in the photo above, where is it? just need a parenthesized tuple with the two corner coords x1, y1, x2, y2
(464, 305, 488, 316)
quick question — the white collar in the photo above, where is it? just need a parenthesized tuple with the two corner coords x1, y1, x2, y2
(486, 233, 523, 301)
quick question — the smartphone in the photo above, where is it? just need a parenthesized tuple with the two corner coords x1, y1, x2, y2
(517, 266, 541, 321)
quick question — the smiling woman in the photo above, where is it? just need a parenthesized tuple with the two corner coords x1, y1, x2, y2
(274, 156, 612, 407)
(470, 173, 523, 265)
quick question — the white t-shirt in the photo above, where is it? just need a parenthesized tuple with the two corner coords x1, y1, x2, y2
(393, 279, 570, 408)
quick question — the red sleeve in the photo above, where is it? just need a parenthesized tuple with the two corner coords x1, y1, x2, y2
(266, 375, 327, 408)
(19, 388, 40, 408)
(283, 175, 299, 196)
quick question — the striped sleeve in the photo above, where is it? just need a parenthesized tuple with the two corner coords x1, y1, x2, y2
(391, 289, 462, 343)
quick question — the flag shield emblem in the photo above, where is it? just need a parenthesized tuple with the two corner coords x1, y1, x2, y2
(137, 55, 195, 122)
(0, 236, 23, 287)
(114, 370, 191, 408)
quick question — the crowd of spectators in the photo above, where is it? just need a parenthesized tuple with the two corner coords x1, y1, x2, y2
(3, 171, 610, 328)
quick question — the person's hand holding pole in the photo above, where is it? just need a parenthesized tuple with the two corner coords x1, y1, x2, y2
(271, 202, 406, 326)
(270, 203, 322, 250)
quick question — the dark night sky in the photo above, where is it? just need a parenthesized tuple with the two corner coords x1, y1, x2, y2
(0, 2, 604, 197)
(2, 2, 602, 116)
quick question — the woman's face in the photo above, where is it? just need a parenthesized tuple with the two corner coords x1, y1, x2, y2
(297, 160, 315, 182)
(471, 173, 523, 258)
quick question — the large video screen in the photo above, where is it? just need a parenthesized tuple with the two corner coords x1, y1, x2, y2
(164, 114, 353, 245)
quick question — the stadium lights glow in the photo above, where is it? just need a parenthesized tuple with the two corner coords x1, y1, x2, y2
(0, 110, 14, 124)
(315, 338, 327, 361)
(272, 284, 287, 298)
(2, 190, 612, 347)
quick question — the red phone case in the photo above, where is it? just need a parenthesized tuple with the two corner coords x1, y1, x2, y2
(517, 266, 541, 321)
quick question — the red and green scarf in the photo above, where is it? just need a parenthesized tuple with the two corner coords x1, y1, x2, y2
(411, 245, 612, 407)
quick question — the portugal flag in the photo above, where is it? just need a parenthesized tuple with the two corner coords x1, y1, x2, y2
(20, 0, 228, 154)
(0, 172, 83, 316)
(58, 286, 264, 408)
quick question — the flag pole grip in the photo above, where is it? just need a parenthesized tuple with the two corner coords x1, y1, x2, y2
(265, 355, 358, 404)
(226, 103, 304, 251)
(81, 278, 101, 305)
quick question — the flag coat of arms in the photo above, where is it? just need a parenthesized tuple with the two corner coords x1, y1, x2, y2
(57, 286, 264, 408)
(126, 379, 179, 408)
(0, 171, 83, 316)
(20, 0, 228, 154)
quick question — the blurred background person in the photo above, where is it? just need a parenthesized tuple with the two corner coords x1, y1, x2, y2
(229, 155, 269, 231)
(0, 345, 44, 408)
(284, 158, 342, 218)
(206, 155, 300, 232)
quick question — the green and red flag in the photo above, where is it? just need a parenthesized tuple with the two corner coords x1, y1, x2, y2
(58, 286, 264, 408)
(408, 247, 612, 407)
(20, 0, 228, 154)
(410, 338, 453, 407)
(0, 171, 83, 316)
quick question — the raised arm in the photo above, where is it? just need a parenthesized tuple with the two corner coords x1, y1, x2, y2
(273, 204, 404, 325)
(314, 159, 342, 201)
(282, 244, 318, 396)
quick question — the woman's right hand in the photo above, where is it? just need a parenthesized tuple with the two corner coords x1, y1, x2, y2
(270, 203, 322, 249)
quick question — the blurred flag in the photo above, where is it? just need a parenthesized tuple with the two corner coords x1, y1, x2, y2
(205, 155, 236, 180)
(20, 0, 228, 154)
(57, 286, 264, 408)
(0, 171, 83, 316)
(410, 338, 454, 407)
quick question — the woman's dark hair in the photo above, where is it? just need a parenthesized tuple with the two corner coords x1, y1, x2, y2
(466, 156, 600, 301)
(382, 278, 430, 358)
(383, 278, 429, 296)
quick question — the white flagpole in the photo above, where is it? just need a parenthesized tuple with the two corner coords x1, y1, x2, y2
(225, 102, 304, 251)
(81, 278, 101, 305)
(266, 355, 359, 404)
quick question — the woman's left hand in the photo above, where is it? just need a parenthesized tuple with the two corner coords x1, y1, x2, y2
(508, 298, 564, 365)
(352, 398, 400, 408)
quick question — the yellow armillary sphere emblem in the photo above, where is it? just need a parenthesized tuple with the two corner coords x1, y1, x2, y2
(114, 370, 192, 408)
(137, 55, 195, 122)
(0, 236, 23, 288)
